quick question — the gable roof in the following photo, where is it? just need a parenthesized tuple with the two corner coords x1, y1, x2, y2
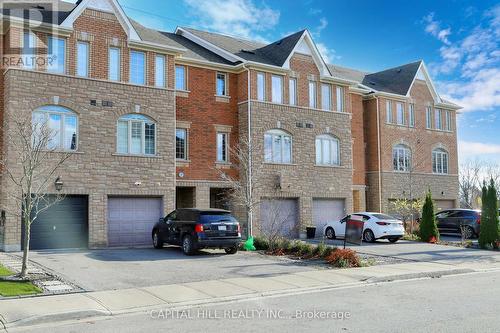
(255, 30, 305, 66)
(362, 61, 422, 95)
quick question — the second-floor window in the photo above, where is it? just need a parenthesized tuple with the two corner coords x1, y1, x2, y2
(386, 101, 393, 123)
(316, 134, 340, 166)
(32, 105, 78, 151)
(117, 114, 156, 156)
(47, 37, 66, 74)
(445, 110, 452, 131)
(426, 106, 432, 129)
(393, 144, 411, 172)
(216, 72, 227, 96)
(432, 148, 449, 174)
(271, 75, 283, 104)
(217, 132, 228, 163)
(264, 129, 292, 164)
(409, 104, 415, 127)
(336, 86, 344, 112)
(77, 41, 89, 77)
(321, 83, 331, 110)
(109, 47, 121, 81)
(130, 51, 146, 85)
(396, 103, 405, 125)
(257, 72, 265, 101)
(155, 55, 165, 88)
(175, 65, 186, 90)
(176, 128, 187, 160)
(435, 109, 443, 130)
(289, 78, 297, 105)
(309, 81, 317, 108)
(23, 31, 36, 69)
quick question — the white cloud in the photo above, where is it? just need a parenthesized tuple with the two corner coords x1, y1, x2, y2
(312, 17, 328, 37)
(459, 141, 500, 164)
(183, 0, 280, 42)
(423, 13, 452, 45)
(316, 42, 340, 63)
(426, 5, 500, 112)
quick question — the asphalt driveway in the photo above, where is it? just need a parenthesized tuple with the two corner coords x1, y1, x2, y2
(25, 247, 315, 292)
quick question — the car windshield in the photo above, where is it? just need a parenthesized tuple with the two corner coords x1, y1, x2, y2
(199, 213, 237, 223)
(371, 213, 396, 220)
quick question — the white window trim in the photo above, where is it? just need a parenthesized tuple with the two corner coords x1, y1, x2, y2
(47, 36, 66, 74)
(175, 65, 188, 91)
(409, 104, 415, 127)
(309, 81, 317, 108)
(33, 107, 79, 152)
(216, 72, 228, 96)
(289, 78, 297, 106)
(445, 110, 452, 131)
(257, 72, 266, 101)
(155, 54, 166, 88)
(108, 47, 121, 81)
(129, 50, 146, 85)
(315, 135, 340, 166)
(321, 83, 332, 111)
(393, 145, 411, 172)
(435, 109, 443, 130)
(22, 30, 36, 69)
(176, 128, 188, 160)
(336, 86, 345, 112)
(76, 41, 90, 77)
(117, 116, 157, 156)
(432, 149, 449, 174)
(426, 106, 433, 129)
(216, 132, 229, 163)
(386, 100, 393, 123)
(264, 130, 293, 164)
(396, 102, 405, 125)
(271, 74, 284, 104)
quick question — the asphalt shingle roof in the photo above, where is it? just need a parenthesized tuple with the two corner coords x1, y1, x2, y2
(362, 61, 423, 95)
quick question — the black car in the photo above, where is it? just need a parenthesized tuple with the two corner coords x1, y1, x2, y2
(435, 209, 481, 239)
(152, 208, 242, 255)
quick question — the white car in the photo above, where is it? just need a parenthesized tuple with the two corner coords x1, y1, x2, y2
(323, 212, 405, 243)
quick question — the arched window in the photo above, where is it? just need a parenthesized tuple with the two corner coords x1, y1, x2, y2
(117, 114, 156, 156)
(393, 144, 411, 172)
(32, 105, 78, 151)
(264, 129, 292, 164)
(432, 148, 449, 174)
(315, 134, 340, 166)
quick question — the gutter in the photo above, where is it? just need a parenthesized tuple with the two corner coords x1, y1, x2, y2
(243, 64, 253, 237)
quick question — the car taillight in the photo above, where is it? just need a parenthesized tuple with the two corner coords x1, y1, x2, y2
(376, 222, 390, 226)
(195, 224, 204, 233)
(477, 217, 481, 225)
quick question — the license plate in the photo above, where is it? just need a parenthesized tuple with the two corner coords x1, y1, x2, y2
(218, 226, 227, 231)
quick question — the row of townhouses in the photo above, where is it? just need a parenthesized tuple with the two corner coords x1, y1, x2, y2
(0, 0, 461, 251)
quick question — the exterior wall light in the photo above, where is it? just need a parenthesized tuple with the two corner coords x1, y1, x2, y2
(55, 177, 64, 192)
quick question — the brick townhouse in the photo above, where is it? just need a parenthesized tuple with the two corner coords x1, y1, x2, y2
(0, 0, 461, 251)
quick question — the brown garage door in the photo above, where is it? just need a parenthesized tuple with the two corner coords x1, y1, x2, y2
(435, 200, 456, 211)
(108, 197, 163, 247)
(313, 199, 346, 231)
(260, 199, 299, 238)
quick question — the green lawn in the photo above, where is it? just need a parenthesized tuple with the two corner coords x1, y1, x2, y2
(0, 264, 42, 297)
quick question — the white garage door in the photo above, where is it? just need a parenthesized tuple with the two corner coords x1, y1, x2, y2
(313, 199, 346, 231)
(108, 197, 163, 247)
(260, 199, 298, 238)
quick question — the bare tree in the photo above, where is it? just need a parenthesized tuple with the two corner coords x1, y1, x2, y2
(459, 159, 482, 209)
(216, 137, 265, 238)
(1, 114, 71, 278)
(258, 199, 294, 252)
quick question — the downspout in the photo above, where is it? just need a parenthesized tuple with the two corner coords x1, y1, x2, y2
(243, 64, 253, 238)
(376, 98, 383, 212)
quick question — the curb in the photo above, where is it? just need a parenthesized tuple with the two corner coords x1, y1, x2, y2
(2, 267, 482, 330)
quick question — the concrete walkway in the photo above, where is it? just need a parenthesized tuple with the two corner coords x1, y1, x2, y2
(2, 259, 499, 331)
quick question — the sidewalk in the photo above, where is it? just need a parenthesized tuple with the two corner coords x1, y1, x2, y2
(2, 259, 499, 330)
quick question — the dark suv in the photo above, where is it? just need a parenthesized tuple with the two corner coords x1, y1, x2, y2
(152, 208, 242, 255)
(435, 209, 481, 239)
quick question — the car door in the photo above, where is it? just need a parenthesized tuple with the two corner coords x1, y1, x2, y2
(435, 210, 450, 230)
(335, 215, 350, 238)
(161, 211, 177, 243)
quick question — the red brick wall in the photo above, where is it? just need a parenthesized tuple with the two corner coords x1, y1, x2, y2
(175, 66, 240, 181)
(363, 98, 380, 172)
(351, 93, 366, 185)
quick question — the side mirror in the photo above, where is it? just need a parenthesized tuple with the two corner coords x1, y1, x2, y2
(159, 217, 164, 223)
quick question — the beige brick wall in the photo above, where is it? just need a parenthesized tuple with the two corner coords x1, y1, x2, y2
(0, 69, 176, 250)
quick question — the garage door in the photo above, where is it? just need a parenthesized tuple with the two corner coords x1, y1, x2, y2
(313, 199, 346, 231)
(435, 200, 456, 211)
(25, 196, 88, 250)
(260, 199, 298, 238)
(108, 197, 163, 247)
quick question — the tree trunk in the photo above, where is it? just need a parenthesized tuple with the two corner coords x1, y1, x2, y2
(20, 218, 30, 278)
(247, 206, 253, 238)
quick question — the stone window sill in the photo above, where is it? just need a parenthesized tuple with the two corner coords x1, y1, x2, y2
(176, 90, 190, 98)
(215, 95, 231, 103)
(112, 153, 161, 159)
(215, 162, 232, 169)
(176, 159, 190, 166)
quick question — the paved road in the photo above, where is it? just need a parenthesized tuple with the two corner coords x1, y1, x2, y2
(13, 271, 500, 333)
(25, 248, 314, 291)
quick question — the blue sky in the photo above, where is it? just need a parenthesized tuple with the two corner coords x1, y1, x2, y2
(99, 1, 500, 165)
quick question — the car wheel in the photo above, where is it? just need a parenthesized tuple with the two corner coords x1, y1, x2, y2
(182, 235, 195, 255)
(153, 231, 163, 249)
(363, 229, 376, 243)
(224, 246, 238, 254)
(389, 237, 400, 243)
(325, 227, 336, 240)
(463, 226, 475, 239)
